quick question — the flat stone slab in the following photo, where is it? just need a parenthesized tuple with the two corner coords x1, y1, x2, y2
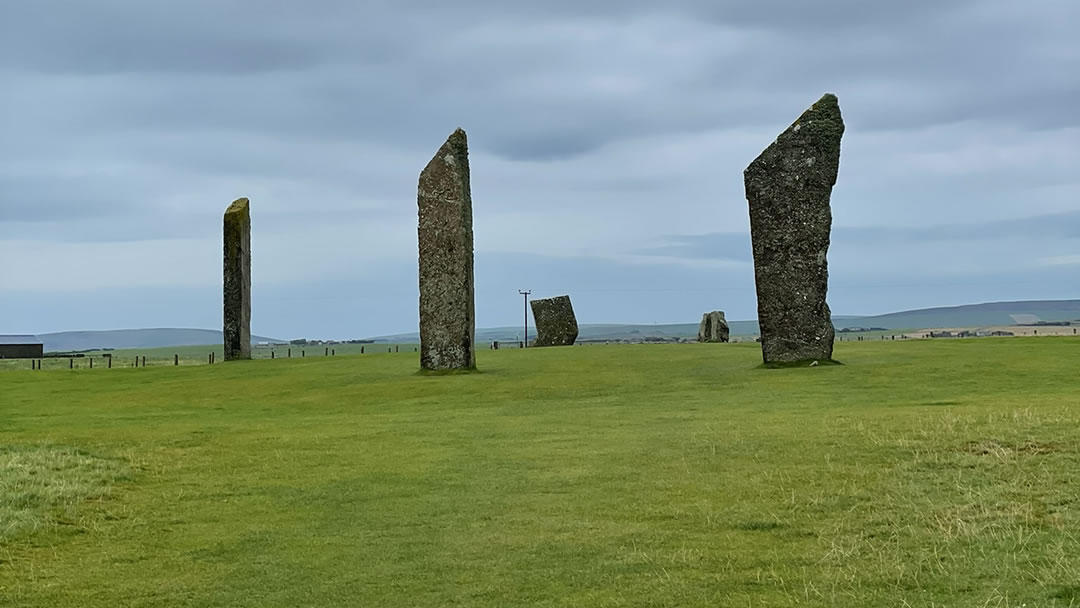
(223, 197, 251, 361)
(417, 128, 476, 370)
(744, 93, 843, 364)
(530, 295, 579, 347)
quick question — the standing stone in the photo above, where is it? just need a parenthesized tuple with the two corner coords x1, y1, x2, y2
(223, 197, 251, 361)
(697, 311, 730, 343)
(418, 128, 476, 370)
(744, 93, 843, 365)
(530, 295, 579, 347)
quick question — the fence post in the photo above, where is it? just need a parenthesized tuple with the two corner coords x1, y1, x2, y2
(108, 357, 112, 369)
(142, 356, 146, 367)
(208, 353, 212, 365)
(332, 349, 335, 356)
(325, 347, 329, 357)
(175, 354, 179, 366)
(288, 348, 292, 358)
(90, 357, 93, 369)
(271, 351, 275, 359)
(361, 346, 364, 354)
(31, 359, 35, 370)
(302, 350, 305, 358)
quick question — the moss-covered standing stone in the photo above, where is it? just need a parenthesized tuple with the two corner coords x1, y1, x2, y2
(418, 129, 476, 370)
(697, 311, 730, 343)
(744, 93, 843, 365)
(223, 197, 251, 361)
(530, 295, 579, 347)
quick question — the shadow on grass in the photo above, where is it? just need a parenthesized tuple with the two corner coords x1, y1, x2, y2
(757, 359, 844, 370)
(413, 367, 484, 377)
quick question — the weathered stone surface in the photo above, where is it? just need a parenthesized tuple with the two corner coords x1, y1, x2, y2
(744, 93, 843, 364)
(223, 197, 251, 361)
(418, 128, 476, 370)
(530, 295, 579, 347)
(697, 311, 730, 343)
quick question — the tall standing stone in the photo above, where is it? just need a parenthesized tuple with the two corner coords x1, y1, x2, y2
(744, 93, 843, 365)
(697, 311, 730, 343)
(530, 295, 579, 347)
(418, 128, 476, 370)
(223, 197, 251, 361)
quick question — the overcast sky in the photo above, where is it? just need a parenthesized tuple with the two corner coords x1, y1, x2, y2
(2, 0, 1077, 339)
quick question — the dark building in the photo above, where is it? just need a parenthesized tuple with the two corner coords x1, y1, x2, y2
(0, 335, 44, 359)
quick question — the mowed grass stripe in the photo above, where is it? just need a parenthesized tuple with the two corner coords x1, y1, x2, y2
(1, 338, 1078, 606)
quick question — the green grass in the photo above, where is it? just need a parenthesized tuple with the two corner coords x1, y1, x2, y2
(2, 339, 1079, 606)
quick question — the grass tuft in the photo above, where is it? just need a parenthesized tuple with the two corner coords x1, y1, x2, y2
(0, 445, 133, 543)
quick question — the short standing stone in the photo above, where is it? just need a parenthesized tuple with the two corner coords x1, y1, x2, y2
(223, 197, 251, 361)
(744, 93, 843, 364)
(530, 295, 579, 347)
(697, 311, 730, 343)
(418, 128, 476, 370)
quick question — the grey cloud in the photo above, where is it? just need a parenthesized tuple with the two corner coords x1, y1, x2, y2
(1, 0, 1078, 335)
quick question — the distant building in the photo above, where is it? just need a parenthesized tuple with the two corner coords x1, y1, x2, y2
(0, 335, 44, 359)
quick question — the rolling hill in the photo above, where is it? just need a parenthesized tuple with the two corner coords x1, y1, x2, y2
(37, 329, 282, 353)
(28, 299, 1080, 351)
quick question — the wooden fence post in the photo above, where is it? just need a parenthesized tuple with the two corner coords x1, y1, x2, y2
(175, 354, 179, 366)
(90, 357, 93, 369)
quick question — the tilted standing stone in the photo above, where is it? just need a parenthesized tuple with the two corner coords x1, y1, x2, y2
(530, 295, 579, 347)
(417, 128, 476, 370)
(697, 311, 730, 343)
(744, 93, 843, 364)
(223, 197, 252, 361)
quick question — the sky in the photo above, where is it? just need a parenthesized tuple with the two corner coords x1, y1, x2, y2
(1, 0, 1078, 340)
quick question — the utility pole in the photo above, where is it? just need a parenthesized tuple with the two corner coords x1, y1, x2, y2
(518, 289, 531, 347)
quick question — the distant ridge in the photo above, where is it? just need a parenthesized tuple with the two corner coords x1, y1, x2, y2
(32, 300, 1080, 351)
(844, 299, 1080, 330)
(37, 329, 282, 352)
(367, 299, 1080, 342)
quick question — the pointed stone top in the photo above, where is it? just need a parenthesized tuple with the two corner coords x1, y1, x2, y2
(422, 128, 470, 179)
(440, 128, 468, 158)
(745, 93, 844, 178)
(225, 197, 250, 216)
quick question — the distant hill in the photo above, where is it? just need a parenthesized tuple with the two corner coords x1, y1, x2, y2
(34, 300, 1079, 351)
(38, 329, 282, 353)
(836, 300, 1080, 331)
(368, 300, 1080, 342)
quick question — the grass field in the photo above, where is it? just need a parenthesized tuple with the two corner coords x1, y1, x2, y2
(2, 339, 1079, 606)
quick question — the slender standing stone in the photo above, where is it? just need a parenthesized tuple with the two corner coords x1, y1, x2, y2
(744, 93, 843, 365)
(530, 295, 579, 347)
(223, 197, 251, 361)
(697, 311, 730, 343)
(418, 128, 476, 370)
